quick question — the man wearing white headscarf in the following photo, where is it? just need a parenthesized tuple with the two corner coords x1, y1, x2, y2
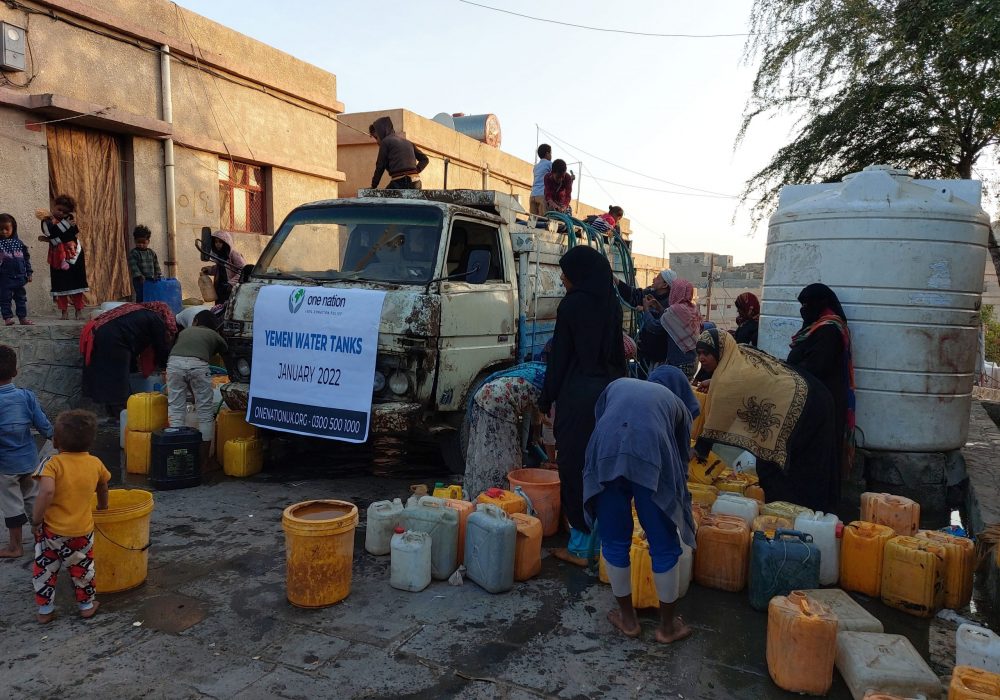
(616, 269, 675, 309)
(615, 270, 677, 376)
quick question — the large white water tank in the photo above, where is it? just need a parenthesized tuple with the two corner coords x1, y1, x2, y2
(758, 165, 990, 452)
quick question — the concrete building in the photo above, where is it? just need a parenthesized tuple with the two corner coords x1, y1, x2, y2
(668, 252, 734, 284)
(667, 252, 763, 328)
(336, 109, 629, 234)
(631, 252, 669, 289)
(0, 0, 345, 315)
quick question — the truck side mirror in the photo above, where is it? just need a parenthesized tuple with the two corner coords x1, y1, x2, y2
(466, 249, 491, 285)
(200, 227, 213, 262)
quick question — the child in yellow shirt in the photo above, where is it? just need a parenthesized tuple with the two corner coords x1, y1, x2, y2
(31, 410, 111, 624)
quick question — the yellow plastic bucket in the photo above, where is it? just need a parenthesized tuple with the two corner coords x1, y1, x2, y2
(91, 489, 155, 593)
(282, 500, 358, 608)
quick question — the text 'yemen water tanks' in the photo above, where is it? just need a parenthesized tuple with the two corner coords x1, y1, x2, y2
(758, 165, 990, 452)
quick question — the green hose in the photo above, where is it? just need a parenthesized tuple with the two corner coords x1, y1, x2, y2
(545, 212, 640, 339)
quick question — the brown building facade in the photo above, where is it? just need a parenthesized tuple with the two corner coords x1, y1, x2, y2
(0, 0, 344, 315)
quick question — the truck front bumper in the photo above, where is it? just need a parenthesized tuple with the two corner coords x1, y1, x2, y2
(220, 382, 423, 437)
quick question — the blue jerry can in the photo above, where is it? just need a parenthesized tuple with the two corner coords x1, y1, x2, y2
(749, 529, 821, 611)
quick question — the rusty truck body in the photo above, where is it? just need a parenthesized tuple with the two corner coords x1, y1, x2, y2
(218, 189, 626, 463)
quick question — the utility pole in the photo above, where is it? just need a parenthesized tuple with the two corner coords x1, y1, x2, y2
(705, 253, 715, 320)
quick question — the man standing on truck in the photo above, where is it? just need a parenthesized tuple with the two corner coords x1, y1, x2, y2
(370, 117, 429, 190)
(530, 144, 553, 215)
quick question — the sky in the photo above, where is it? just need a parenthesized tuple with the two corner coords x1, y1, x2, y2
(178, 0, 800, 265)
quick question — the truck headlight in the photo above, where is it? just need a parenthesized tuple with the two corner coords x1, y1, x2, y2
(373, 371, 386, 392)
(236, 358, 251, 379)
(388, 371, 409, 395)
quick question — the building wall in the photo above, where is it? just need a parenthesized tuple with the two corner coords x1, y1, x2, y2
(668, 252, 734, 285)
(0, 0, 343, 314)
(3, 322, 92, 417)
(632, 253, 669, 289)
(697, 285, 762, 330)
(985, 231, 1000, 321)
(0, 105, 52, 314)
(337, 110, 628, 232)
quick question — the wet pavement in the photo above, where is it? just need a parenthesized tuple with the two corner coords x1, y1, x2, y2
(0, 442, 980, 699)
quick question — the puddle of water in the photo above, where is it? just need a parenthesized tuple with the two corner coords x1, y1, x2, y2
(134, 593, 208, 634)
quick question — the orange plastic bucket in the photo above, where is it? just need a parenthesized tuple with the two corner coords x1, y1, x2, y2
(507, 468, 560, 536)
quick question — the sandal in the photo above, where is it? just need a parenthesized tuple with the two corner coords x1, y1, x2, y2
(3, 318, 13, 326)
(18, 318, 34, 325)
(37, 611, 55, 624)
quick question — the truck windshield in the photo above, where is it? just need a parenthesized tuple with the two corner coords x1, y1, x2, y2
(255, 204, 443, 284)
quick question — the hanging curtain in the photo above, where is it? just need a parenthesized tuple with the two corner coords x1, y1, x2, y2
(47, 125, 130, 303)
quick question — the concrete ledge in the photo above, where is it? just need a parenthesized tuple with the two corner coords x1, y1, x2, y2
(1, 319, 90, 417)
(965, 401, 1000, 627)
(963, 401, 1000, 536)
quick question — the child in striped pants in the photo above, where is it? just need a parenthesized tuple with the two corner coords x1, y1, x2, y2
(31, 410, 111, 623)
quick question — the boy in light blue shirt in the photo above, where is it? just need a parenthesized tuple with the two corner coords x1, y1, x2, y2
(0, 344, 54, 558)
(530, 144, 552, 215)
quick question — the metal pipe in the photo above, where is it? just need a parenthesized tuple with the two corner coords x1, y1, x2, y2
(160, 44, 178, 278)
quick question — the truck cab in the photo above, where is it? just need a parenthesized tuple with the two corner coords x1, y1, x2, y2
(220, 189, 578, 451)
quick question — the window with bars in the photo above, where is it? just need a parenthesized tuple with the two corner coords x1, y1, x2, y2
(219, 160, 267, 234)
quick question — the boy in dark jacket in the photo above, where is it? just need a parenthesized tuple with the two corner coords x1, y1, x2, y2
(370, 116, 429, 190)
(128, 225, 161, 302)
(0, 214, 33, 326)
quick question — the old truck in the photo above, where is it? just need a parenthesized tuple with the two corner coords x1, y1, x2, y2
(217, 189, 636, 467)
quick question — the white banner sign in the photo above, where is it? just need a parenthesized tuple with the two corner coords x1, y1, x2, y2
(247, 285, 386, 442)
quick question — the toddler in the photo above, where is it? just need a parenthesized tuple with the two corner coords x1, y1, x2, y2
(0, 344, 53, 558)
(128, 225, 161, 302)
(37, 194, 89, 320)
(167, 310, 228, 462)
(32, 409, 110, 623)
(0, 213, 34, 325)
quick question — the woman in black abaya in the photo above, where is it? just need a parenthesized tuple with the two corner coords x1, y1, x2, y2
(786, 283, 855, 472)
(538, 245, 626, 561)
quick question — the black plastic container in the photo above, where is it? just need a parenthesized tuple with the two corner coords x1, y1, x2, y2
(150, 427, 202, 490)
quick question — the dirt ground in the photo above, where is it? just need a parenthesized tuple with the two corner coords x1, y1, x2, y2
(2, 439, 981, 700)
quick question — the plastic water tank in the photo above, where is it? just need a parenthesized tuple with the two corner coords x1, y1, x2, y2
(759, 165, 990, 452)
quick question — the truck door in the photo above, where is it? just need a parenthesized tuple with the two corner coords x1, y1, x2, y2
(435, 217, 515, 411)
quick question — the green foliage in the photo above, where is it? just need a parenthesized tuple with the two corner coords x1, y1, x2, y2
(983, 304, 1000, 365)
(739, 0, 1000, 223)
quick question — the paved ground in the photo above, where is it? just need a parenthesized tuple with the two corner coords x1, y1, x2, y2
(1, 441, 983, 700)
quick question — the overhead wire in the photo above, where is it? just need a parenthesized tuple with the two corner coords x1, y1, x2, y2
(548, 137, 685, 259)
(174, 2, 256, 161)
(458, 1, 752, 38)
(172, 2, 238, 170)
(587, 176, 738, 199)
(537, 126, 737, 197)
(576, 159, 685, 253)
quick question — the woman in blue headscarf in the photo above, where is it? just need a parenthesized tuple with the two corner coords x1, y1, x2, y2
(584, 378, 696, 644)
(648, 365, 701, 421)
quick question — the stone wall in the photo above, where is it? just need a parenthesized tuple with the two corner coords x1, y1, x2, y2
(3, 321, 88, 418)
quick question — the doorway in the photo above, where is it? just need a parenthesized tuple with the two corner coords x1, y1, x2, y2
(47, 124, 130, 303)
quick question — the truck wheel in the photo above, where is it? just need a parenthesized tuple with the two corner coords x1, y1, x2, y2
(440, 415, 469, 476)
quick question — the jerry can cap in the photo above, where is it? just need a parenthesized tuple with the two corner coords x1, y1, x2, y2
(394, 526, 405, 534)
(486, 487, 502, 497)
